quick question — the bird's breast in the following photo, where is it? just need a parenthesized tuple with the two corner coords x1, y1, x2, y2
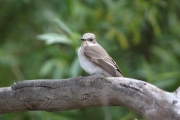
(78, 47, 104, 75)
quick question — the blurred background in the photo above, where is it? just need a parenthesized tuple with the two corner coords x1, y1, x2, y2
(0, 0, 180, 120)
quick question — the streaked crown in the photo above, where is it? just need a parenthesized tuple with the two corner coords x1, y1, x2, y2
(81, 33, 96, 40)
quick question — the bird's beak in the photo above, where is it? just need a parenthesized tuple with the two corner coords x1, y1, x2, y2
(81, 38, 86, 41)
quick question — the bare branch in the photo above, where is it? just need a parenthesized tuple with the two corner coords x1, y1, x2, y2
(0, 75, 180, 120)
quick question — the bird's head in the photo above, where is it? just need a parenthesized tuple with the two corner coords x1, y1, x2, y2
(81, 33, 97, 46)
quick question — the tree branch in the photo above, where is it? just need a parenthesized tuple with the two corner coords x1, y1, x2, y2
(0, 75, 180, 120)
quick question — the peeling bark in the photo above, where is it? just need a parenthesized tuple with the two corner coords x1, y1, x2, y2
(0, 75, 180, 120)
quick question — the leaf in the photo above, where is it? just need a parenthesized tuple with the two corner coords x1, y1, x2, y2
(37, 33, 71, 45)
(39, 59, 68, 78)
(39, 60, 54, 77)
(53, 19, 73, 35)
(117, 31, 129, 49)
(69, 57, 81, 77)
(0, 50, 17, 66)
(151, 45, 174, 63)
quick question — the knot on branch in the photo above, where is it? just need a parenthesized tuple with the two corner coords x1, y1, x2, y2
(120, 81, 146, 92)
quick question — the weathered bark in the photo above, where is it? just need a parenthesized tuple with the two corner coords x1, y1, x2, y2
(0, 75, 180, 120)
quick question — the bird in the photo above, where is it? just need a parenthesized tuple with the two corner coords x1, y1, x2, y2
(78, 33, 123, 77)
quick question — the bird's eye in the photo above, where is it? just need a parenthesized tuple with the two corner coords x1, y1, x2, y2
(89, 39, 93, 41)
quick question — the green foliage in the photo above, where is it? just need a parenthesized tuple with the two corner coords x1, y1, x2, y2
(0, 0, 180, 119)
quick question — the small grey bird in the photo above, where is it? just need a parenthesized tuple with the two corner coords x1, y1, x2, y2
(78, 33, 123, 77)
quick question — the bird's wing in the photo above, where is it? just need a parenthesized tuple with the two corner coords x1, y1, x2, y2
(84, 44, 123, 77)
